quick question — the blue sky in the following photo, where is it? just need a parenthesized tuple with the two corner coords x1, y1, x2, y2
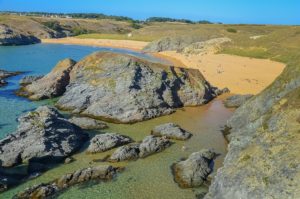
(0, 0, 299, 25)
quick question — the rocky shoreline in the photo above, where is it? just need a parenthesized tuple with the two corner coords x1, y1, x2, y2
(0, 69, 22, 87)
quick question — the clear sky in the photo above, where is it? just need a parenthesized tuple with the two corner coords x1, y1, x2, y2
(0, 0, 299, 25)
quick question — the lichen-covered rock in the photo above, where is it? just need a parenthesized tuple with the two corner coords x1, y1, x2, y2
(87, 133, 132, 153)
(205, 65, 300, 199)
(0, 25, 40, 46)
(223, 94, 253, 108)
(0, 69, 22, 87)
(14, 165, 121, 199)
(173, 149, 217, 188)
(109, 143, 140, 162)
(18, 59, 76, 100)
(0, 106, 88, 167)
(69, 116, 108, 130)
(139, 135, 171, 158)
(56, 52, 216, 123)
(151, 123, 192, 140)
(19, 75, 44, 85)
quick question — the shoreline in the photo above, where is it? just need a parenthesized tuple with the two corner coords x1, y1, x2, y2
(42, 37, 286, 95)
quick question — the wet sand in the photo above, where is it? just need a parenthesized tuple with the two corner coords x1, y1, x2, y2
(42, 38, 286, 95)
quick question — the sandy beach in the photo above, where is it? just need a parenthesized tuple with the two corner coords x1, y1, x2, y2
(42, 37, 285, 95)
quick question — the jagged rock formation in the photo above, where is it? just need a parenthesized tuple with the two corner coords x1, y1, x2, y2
(18, 59, 76, 100)
(0, 25, 40, 46)
(151, 123, 192, 140)
(172, 149, 217, 188)
(14, 165, 122, 199)
(109, 135, 171, 162)
(0, 69, 22, 87)
(223, 94, 253, 108)
(0, 106, 88, 167)
(206, 65, 300, 199)
(87, 133, 132, 153)
(56, 52, 217, 123)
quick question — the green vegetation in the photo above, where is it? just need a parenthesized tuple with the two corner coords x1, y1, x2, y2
(146, 17, 212, 24)
(227, 28, 237, 33)
(42, 21, 62, 31)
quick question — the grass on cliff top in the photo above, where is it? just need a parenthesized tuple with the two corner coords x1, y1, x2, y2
(76, 33, 156, 42)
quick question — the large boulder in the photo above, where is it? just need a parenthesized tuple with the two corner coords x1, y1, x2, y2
(139, 135, 171, 158)
(109, 143, 140, 162)
(0, 106, 88, 167)
(223, 94, 253, 108)
(14, 165, 122, 199)
(87, 133, 132, 153)
(68, 116, 108, 130)
(56, 52, 216, 123)
(0, 25, 40, 46)
(173, 149, 217, 188)
(18, 59, 76, 100)
(151, 123, 192, 140)
(205, 65, 300, 199)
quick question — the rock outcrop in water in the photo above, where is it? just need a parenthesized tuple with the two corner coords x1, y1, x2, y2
(18, 59, 76, 100)
(151, 123, 192, 140)
(223, 94, 253, 108)
(172, 149, 217, 188)
(14, 165, 122, 199)
(87, 133, 132, 153)
(0, 69, 22, 87)
(56, 52, 217, 123)
(205, 65, 300, 199)
(109, 135, 171, 162)
(0, 25, 40, 46)
(0, 106, 88, 167)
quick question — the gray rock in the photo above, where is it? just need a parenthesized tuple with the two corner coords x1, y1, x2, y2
(18, 59, 76, 100)
(56, 52, 216, 123)
(87, 133, 132, 153)
(14, 165, 121, 199)
(0, 25, 40, 46)
(224, 94, 253, 108)
(0, 69, 22, 87)
(152, 123, 192, 140)
(109, 143, 140, 162)
(69, 116, 108, 130)
(205, 65, 300, 199)
(0, 106, 88, 167)
(19, 75, 44, 85)
(173, 149, 216, 188)
(143, 36, 214, 52)
(139, 135, 171, 158)
(213, 87, 230, 96)
(64, 157, 74, 164)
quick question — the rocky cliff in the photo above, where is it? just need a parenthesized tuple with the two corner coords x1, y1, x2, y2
(205, 64, 300, 198)
(55, 52, 217, 123)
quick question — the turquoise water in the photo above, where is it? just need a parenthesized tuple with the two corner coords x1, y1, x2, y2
(0, 44, 168, 138)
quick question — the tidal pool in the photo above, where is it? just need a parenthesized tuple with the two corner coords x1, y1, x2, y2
(0, 44, 233, 199)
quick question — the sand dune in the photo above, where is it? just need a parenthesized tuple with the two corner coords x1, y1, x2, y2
(42, 38, 285, 95)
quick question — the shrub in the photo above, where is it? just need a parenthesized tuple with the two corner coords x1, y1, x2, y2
(227, 28, 237, 33)
(43, 21, 62, 31)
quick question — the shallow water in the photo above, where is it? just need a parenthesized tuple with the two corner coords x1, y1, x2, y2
(0, 44, 233, 199)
